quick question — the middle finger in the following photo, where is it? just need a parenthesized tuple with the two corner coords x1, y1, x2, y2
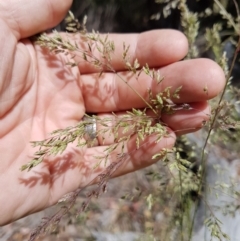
(81, 58, 225, 113)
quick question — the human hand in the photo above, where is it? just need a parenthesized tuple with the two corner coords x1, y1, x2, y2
(0, 0, 225, 225)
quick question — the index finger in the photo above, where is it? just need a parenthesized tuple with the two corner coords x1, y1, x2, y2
(74, 30, 188, 73)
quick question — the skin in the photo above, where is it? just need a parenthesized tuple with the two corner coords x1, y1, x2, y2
(0, 0, 225, 226)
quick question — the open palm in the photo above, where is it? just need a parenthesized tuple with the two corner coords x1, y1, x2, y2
(0, 0, 225, 225)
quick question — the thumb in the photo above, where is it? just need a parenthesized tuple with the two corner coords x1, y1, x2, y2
(0, 0, 72, 39)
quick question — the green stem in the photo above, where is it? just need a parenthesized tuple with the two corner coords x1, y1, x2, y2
(188, 31, 240, 241)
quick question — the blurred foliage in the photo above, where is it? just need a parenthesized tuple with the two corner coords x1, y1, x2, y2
(69, 0, 238, 32)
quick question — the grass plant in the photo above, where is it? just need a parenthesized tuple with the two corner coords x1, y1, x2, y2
(20, 1, 240, 240)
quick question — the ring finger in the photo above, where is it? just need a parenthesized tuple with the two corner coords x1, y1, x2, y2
(86, 101, 209, 148)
